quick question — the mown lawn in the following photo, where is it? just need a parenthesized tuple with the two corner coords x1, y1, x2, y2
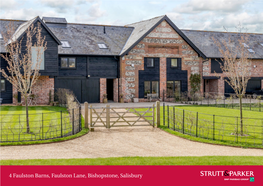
(1, 156, 262, 165)
(136, 105, 263, 148)
(0, 106, 73, 142)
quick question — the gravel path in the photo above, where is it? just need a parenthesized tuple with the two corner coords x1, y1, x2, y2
(1, 126, 262, 160)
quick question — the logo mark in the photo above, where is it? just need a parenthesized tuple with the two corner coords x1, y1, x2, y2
(224, 170, 229, 176)
(250, 177, 254, 182)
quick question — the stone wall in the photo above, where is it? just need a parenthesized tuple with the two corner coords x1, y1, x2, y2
(120, 20, 203, 102)
(203, 59, 263, 94)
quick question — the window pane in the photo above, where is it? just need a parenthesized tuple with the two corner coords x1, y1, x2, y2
(61, 58, 68, 68)
(167, 81, 173, 98)
(31, 47, 44, 70)
(68, 58, 76, 68)
(1, 80, 5, 91)
(171, 59, 177, 67)
(147, 58, 154, 67)
(174, 81, 181, 95)
(152, 81, 159, 97)
(144, 81, 151, 97)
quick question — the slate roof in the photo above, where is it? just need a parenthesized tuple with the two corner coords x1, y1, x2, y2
(9, 17, 37, 44)
(0, 19, 26, 53)
(120, 15, 206, 58)
(48, 23, 134, 55)
(1, 16, 263, 59)
(182, 29, 263, 59)
(120, 15, 164, 55)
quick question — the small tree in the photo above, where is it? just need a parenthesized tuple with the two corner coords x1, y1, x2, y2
(213, 27, 251, 135)
(1, 21, 47, 133)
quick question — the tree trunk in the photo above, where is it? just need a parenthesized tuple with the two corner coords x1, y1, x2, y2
(25, 96, 30, 133)
(239, 95, 243, 135)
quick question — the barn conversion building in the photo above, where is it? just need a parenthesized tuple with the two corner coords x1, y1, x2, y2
(0, 15, 263, 104)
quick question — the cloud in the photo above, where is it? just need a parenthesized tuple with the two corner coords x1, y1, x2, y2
(177, 0, 252, 14)
(75, 2, 105, 23)
(40, 0, 96, 13)
(88, 3, 105, 18)
(1, 8, 59, 20)
(0, 0, 17, 9)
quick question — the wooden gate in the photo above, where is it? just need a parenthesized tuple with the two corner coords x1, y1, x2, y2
(89, 105, 155, 129)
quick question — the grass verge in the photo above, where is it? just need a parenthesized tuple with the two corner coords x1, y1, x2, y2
(1, 156, 262, 165)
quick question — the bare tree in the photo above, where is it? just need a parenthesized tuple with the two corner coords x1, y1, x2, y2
(1, 21, 47, 133)
(213, 27, 252, 135)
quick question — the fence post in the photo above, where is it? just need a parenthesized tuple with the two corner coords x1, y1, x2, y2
(106, 105, 110, 129)
(182, 110, 185, 134)
(163, 102, 165, 126)
(18, 114, 20, 141)
(249, 96, 251, 110)
(90, 105, 94, 132)
(167, 105, 170, 128)
(84, 102, 89, 129)
(156, 101, 160, 127)
(152, 103, 155, 128)
(196, 112, 198, 137)
(236, 117, 239, 143)
(72, 109, 74, 135)
(173, 107, 175, 131)
(60, 111, 62, 137)
(42, 113, 44, 139)
(213, 115, 215, 140)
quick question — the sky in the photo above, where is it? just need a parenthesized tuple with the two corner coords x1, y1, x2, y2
(1, 0, 263, 33)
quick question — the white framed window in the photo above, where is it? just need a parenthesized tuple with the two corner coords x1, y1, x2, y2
(98, 43, 107, 49)
(61, 41, 71, 48)
(31, 47, 44, 70)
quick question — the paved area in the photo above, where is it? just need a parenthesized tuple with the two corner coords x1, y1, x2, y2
(1, 102, 262, 160)
(1, 126, 262, 160)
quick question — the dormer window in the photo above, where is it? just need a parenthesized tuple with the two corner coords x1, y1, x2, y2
(61, 41, 71, 48)
(98, 43, 107, 49)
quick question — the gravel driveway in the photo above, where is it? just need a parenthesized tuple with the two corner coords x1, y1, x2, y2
(1, 126, 262, 160)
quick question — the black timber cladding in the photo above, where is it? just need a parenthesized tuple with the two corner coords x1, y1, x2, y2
(211, 58, 223, 73)
(55, 77, 100, 103)
(88, 56, 118, 78)
(0, 56, 12, 103)
(139, 58, 160, 98)
(20, 20, 59, 76)
(166, 58, 188, 92)
(58, 55, 118, 78)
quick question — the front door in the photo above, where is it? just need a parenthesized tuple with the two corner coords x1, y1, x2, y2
(107, 79, 114, 101)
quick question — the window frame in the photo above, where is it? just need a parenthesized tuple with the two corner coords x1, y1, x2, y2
(60, 57, 76, 69)
(146, 58, 155, 68)
(144, 80, 159, 97)
(170, 58, 178, 68)
(1, 79, 6, 92)
(166, 80, 181, 98)
(61, 41, 71, 48)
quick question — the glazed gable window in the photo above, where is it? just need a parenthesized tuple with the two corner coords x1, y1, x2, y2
(31, 47, 45, 70)
(171, 59, 178, 68)
(61, 57, 76, 69)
